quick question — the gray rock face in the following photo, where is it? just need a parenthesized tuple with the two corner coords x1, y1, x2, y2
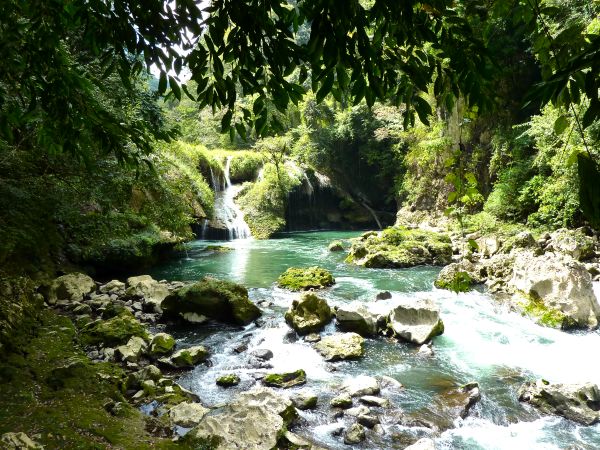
(335, 302, 378, 336)
(313, 332, 365, 361)
(169, 401, 210, 427)
(189, 387, 296, 450)
(126, 275, 170, 313)
(509, 251, 600, 329)
(518, 380, 600, 425)
(46, 273, 95, 304)
(387, 298, 444, 344)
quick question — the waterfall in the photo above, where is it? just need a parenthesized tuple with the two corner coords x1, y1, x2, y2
(211, 156, 251, 240)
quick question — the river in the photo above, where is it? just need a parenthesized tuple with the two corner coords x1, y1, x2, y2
(151, 231, 600, 449)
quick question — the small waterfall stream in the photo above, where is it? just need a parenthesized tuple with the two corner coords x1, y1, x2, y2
(209, 156, 251, 240)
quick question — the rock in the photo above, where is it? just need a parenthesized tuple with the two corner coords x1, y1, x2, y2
(188, 387, 296, 450)
(291, 391, 318, 410)
(1, 432, 43, 449)
(263, 369, 306, 388)
(217, 374, 241, 387)
(330, 392, 353, 409)
(285, 293, 333, 335)
(99, 279, 125, 294)
(313, 332, 365, 361)
(341, 375, 380, 397)
(345, 405, 370, 417)
(116, 336, 148, 363)
(164, 345, 209, 368)
(418, 343, 434, 357)
(304, 333, 321, 343)
(181, 312, 208, 323)
(161, 277, 261, 325)
(509, 251, 600, 328)
(345, 226, 452, 268)
(45, 273, 95, 304)
(476, 235, 502, 257)
(72, 303, 92, 315)
(387, 298, 444, 344)
(404, 438, 436, 450)
(277, 266, 335, 291)
(357, 413, 380, 428)
(250, 348, 273, 361)
(126, 275, 170, 313)
(379, 375, 403, 390)
(343, 423, 366, 445)
(328, 240, 345, 252)
(360, 395, 389, 408)
(434, 260, 484, 292)
(335, 302, 378, 336)
(149, 332, 176, 356)
(548, 228, 595, 261)
(81, 310, 148, 346)
(518, 380, 600, 425)
(376, 291, 392, 300)
(169, 401, 210, 427)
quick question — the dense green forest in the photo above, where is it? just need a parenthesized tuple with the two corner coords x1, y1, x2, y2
(1, 0, 600, 449)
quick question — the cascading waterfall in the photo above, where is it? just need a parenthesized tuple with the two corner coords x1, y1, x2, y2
(210, 156, 252, 240)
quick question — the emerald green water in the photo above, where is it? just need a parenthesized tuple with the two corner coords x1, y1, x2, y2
(152, 231, 600, 449)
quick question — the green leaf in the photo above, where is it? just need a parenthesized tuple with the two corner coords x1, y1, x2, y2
(553, 115, 569, 135)
(158, 72, 167, 94)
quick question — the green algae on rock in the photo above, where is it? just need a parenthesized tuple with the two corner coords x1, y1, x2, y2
(263, 369, 307, 388)
(345, 226, 452, 268)
(81, 310, 148, 346)
(216, 374, 241, 387)
(277, 266, 335, 291)
(284, 293, 333, 335)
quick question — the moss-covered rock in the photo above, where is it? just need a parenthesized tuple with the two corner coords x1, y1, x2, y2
(149, 333, 176, 357)
(81, 310, 148, 347)
(44, 272, 96, 305)
(435, 260, 484, 293)
(161, 277, 261, 325)
(165, 345, 209, 368)
(277, 267, 335, 291)
(263, 370, 306, 388)
(328, 240, 345, 252)
(284, 293, 333, 335)
(345, 226, 452, 268)
(216, 374, 240, 387)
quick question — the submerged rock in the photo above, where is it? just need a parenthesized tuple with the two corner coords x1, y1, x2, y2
(263, 369, 306, 388)
(169, 401, 210, 427)
(285, 293, 333, 335)
(188, 387, 296, 450)
(387, 298, 444, 344)
(125, 275, 169, 313)
(277, 266, 335, 291)
(335, 302, 378, 336)
(509, 251, 600, 329)
(45, 272, 95, 304)
(518, 380, 600, 425)
(161, 276, 261, 325)
(313, 332, 365, 361)
(345, 226, 452, 268)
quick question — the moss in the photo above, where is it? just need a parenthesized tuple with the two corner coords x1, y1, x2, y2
(81, 310, 148, 347)
(284, 293, 333, 335)
(263, 370, 307, 388)
(434, 269, 473, 293)
(0, 310, 189, 449)
(204, 245, 234, 253)
(328, 240, 345, 252)
(216, 374, 240, 387)
(277, 267, 335, 291)
(345, 226, 452, 268)
(518, 293, 569, 329)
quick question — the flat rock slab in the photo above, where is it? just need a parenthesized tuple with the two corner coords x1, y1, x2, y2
(313, 332, 365, 361)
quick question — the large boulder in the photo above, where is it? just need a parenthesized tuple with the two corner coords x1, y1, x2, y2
(81, 310, 148, 346)
(45, 273, 95, 304)
(313, 332, 365, 361)
(345, 226, 452, 268)
(169, 401, 210, 427)
(435, 260, 485, 292)
(518, 380, 600, 425)
(116, 336, 148, 362)
(161, 277, 261, 325)
(148, 332, 176, 357)
(547, 228, 595, 261)
(509, 251, 600, 329)
(387, 298, 444, 345)
(188, 387, 296, 450)
(284, 293, 333, 335)
(335, 302, 378, 336)
(162, 345, 209, 368)
(125, 275, 170, 313)
(277, 267, 335, 291)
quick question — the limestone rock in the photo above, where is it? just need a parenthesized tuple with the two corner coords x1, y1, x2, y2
(149, 332, 175, 356)
(189, 387, 296, 450)
(547, 228, 595, 261)
(509, 251, 600, 329)
(217, 374, 240, 387)
(99, 279, 125, 294)
(404, 438, 436, 450)
(46, 273, 95, 304)
(169, 401, 210, 427)
(126, 275, 170, 313)
(163, 345, 209, 368)
(1, 432, 43, 449)
(328, 240, 345, 252)
(277, 266, 335, 291)
(335, 302, 378, 336)
(435, 260, 484, 292)
(116, 336, 148, 363)
(161, 277, 261, 325)
(518, 380, 600, 425)
(388, 298, 444, 344)
(313, 332, 364, 361)
(291, 391, 318, 410)
(81, 310, 147, 346)
(343, 422, 366, 444)
(263, 369, 306, 388)
(330, 392, 353, 409)
(341, 375, 380, 397)
(285, 293, 333, 335)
